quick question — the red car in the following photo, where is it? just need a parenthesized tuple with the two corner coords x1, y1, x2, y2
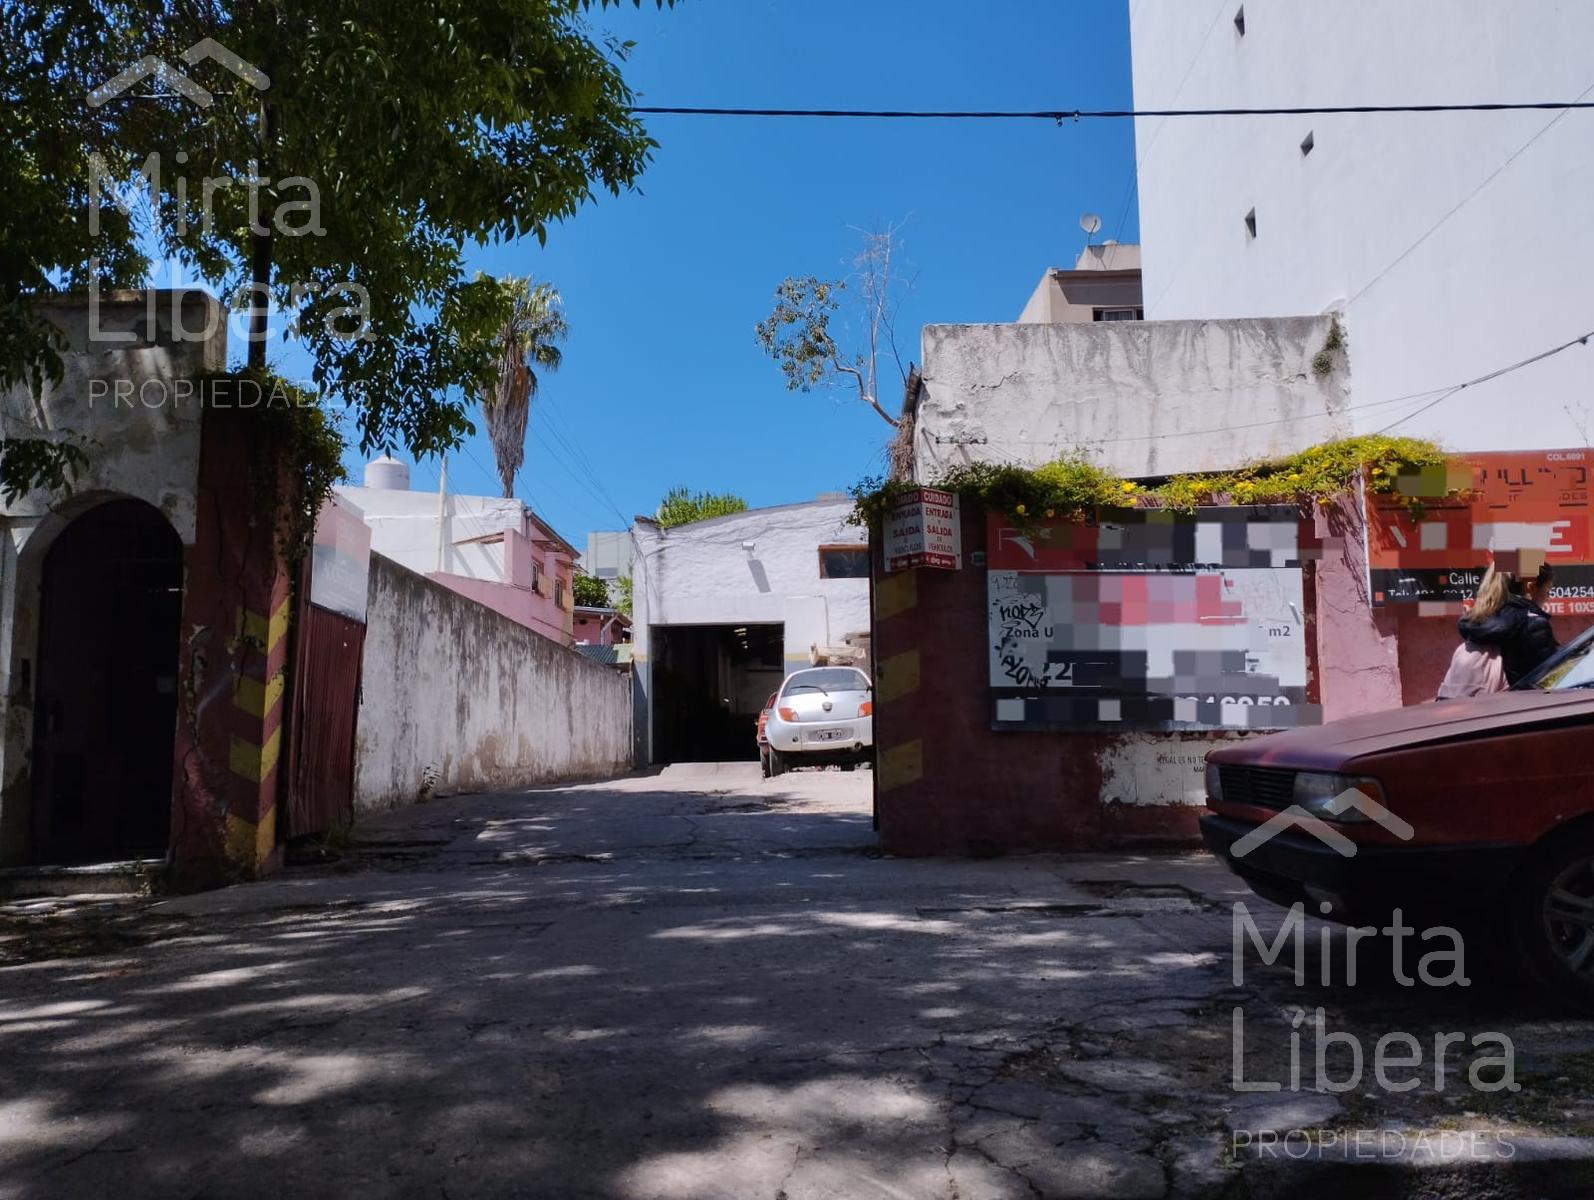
(1203, 625, 1594, 1010)
(756, 691, 777, 778)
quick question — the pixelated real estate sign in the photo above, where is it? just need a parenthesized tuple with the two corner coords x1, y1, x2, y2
(987, 508, 1323, 731)
(884, 487, 961, 571)
(1367, 450, 1594, 616)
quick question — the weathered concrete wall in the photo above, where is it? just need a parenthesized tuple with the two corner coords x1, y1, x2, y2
(1, 290, 223, 538)
(355, 553, 631, 810)
(916, 316, 1349, 481)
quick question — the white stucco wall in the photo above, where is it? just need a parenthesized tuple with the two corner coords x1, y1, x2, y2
(1130, 0, 1594, 449)
(916, 315, 1348, 480)
(336, 485, 527, 580)
(354, 553, 632, 810)
(2, 291, 223, 541)
(0, 290, 223, 861)
(630, 499, 871, 763)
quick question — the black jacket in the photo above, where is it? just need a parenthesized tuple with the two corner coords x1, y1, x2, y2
(1459, 596, 1558, 685)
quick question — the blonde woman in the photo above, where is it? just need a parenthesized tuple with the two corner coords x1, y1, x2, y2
(1439, 563, 1558, 696)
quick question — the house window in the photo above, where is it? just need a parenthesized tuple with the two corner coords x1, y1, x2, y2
(1093, 307, 1144, 322)
(555, 578, 566, 610)
(819, 545, 870, 579)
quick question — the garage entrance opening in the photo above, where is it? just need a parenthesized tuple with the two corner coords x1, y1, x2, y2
(651, 623, 784, 764)
(31, 499, 183, 864)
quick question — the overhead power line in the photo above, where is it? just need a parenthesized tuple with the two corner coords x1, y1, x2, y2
(631, 102, 1594, 121)
(1376, 328, 1594, 434)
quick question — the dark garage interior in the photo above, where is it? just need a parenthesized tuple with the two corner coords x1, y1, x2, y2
(650, 623, 784, 764)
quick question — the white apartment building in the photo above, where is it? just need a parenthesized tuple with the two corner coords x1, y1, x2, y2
(1129, 0, 1594, 448)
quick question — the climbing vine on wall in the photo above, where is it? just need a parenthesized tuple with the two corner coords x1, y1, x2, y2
(202, 370, 349, 566)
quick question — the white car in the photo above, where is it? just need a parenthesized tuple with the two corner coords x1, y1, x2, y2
(762, 667, 873, 776)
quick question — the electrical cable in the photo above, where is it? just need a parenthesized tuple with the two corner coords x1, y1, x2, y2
(632, 101, 1594, 120)
(1375, 330, 1594, 434)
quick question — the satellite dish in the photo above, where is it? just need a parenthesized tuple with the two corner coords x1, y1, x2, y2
(1079, 212, 1102, 236)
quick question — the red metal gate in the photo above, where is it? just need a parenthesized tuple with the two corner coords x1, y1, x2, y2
(286, 601, 365, 838)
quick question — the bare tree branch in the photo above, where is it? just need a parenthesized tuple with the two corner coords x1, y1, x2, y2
(756, 222, 914, 430)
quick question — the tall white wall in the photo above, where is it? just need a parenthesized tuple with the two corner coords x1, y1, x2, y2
(355, 553, 632, 810)
(916, 315, 1347, 479)
(1130, 0, 1594, 449)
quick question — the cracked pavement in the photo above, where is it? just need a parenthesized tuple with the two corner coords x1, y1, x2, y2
(3, 764, 1594, 1198)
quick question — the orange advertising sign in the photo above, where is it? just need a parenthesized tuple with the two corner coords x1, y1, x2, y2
(1367, 450, 1594, 614)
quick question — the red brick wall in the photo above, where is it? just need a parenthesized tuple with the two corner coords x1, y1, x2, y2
(169, 402, 297, 888)
(871, 504, 1207, 857)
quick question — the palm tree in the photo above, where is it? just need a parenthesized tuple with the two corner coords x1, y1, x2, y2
(480, 277, 569, 499)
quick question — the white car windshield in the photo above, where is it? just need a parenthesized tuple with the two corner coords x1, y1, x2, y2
(783, 669, 869, 695)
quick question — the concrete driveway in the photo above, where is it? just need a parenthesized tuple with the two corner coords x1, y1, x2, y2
(2, 765, 1593, 1198)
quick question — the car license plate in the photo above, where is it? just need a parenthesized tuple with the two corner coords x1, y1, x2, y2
(811, 728, 847, 742)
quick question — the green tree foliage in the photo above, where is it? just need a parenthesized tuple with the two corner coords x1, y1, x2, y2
(480, 276, 568, 499)
(3, 0, 675, 497)
(613, 573, 633, 617)
(572, 572, 609, 608)
(656, 487, 747, 528)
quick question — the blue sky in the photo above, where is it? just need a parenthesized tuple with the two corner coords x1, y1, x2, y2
(309, 1, 1139, 546)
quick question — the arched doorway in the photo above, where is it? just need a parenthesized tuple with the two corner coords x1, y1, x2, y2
(31, 500, 183, 864)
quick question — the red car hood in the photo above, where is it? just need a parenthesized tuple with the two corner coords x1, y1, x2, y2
(1208, 688, 1594, 770)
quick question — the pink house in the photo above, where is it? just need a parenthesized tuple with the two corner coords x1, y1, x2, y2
(572, 605, 631, 647)
(338, 458, 578, 646)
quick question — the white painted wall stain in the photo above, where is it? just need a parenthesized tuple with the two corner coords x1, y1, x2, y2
(1096, 733, 1254, 807)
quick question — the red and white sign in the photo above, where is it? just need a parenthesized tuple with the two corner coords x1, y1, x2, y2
(884, 487, 962, 572)
(1366, 449, 1594, 611)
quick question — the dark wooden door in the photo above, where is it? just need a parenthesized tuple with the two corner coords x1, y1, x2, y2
(32, 500, 182, 863)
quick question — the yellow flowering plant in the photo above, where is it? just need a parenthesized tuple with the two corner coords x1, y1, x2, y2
(850, 436, 1449, 529)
